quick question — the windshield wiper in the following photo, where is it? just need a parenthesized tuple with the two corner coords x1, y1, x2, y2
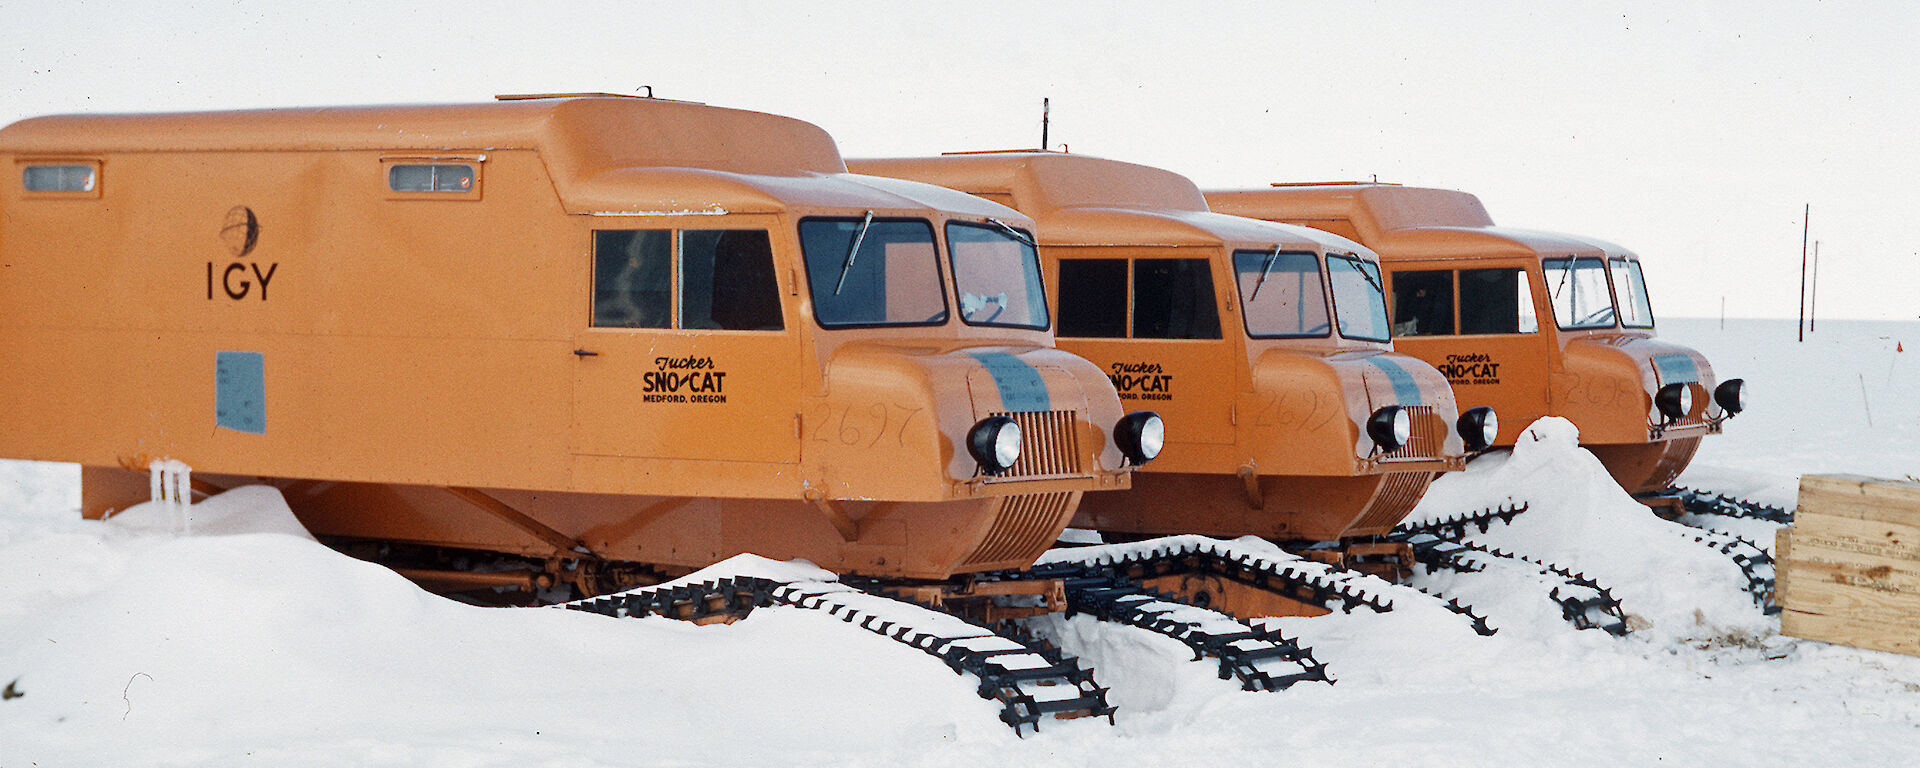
(1346, 253, 1384, 295)
(1249, 244, 1282, 301)
(832, 210, 875, 296)
(985, 217, 1035, 248)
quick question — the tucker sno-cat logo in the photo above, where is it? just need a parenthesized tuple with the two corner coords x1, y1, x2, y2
(643, 356, 728, 403)
(1440, 352, 1501, 385)
(1109, 361, 1172, 401)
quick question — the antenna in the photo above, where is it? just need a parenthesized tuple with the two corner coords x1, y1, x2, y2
(1040, 98, 1050, 151)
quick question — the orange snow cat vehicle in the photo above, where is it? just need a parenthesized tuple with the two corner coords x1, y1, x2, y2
(850, 154, 1488, 564)
(1206, 184, 1745, 495)
(0, 95, 1162, 595)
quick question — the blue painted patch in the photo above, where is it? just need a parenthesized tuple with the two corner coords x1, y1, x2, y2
(216, 351, 266, 434)
(968, 352, 1051, 412)
(1366, 355, 1424, 406)
(1651, 353, 1699, 384)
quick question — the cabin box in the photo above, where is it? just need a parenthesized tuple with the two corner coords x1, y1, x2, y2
(1777, 474, 1920, 657)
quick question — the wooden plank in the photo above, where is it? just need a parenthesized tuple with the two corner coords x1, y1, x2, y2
(1780, 577, 1920, 657)
(1787, 513, 1920, 565)
(1783, 544, 1920, 596)
(1796, 474, 1920, 526)
(1775, 527, 1792, 607)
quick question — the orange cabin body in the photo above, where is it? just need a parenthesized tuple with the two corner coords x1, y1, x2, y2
(850, 154, 1465, 543)
(1206, 184, 1724, 493)
(0, 97, 1138, 581)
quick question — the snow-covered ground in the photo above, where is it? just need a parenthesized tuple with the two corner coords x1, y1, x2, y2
(3, 318, 1917, 767)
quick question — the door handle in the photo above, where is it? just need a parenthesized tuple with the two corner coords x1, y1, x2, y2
(572, 349, 600, 357)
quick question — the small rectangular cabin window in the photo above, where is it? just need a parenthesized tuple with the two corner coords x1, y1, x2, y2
(593, 230, 673, 328)
(1327, 255, 1391, 342)
(382, 157, 483, 200)
(1608, 259, 1655, 329)
(1459, 268, 1539, 334)
(1133, 259, 1222, 340)
(19, 161, 101, 198)
(680, 230, 784, 331)
(1056, 259, 1128, 338)
(798, 218, 948, 328)
(1391, 270, 1455, 336)
(389, 164, 474, 193)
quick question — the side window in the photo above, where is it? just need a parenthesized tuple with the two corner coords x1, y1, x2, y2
(388, 164, 475, 193)
(1391, 270, 1455, 336)
(20, 161, 102, 198)
(1459, 268, 1539, 334)
(1056, 259, 1128, 338)
(593, 231, 672, 328)
(681, 230, 783, 331)
(1134, 259, 1221, 340)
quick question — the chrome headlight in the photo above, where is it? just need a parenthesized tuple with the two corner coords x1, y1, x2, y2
(968, 416, 1022, 475)
(1115, 411, 1164, 465)
(1655, 382, 1693, 421)
(1367, 406, 1413, 452)
(1456, 406, 1498, 452)
(1714, 378, 1747, 416)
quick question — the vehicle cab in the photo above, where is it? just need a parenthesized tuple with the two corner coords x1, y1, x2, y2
(0, 97, 1152, 590)
(851, 154, 1480, 548)
(1206, 183, 1745, 494)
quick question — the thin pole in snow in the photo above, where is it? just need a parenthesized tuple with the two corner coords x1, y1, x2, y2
(1799, 204, 1810, 342)
(1810, 240, 1820, 332)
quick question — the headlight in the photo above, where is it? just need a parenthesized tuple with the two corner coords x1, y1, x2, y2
(1368, 406, 1413, 452)
(968, 416, 1022, 475)
(1714, 378, 1747, 416)
(1655, 382, 1693, 421)
(1456, 406, 1498, 452)
(1115, 411, 1164, 465)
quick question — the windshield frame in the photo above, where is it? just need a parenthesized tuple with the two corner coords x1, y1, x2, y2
(1325, 253, 1393, 343)
(1542, 255, 1619, 331)
(797, 215, 951, 330)
(944, 220, 1051, 332)
(1609, 257, 1655, 329)
(1232, 248, 1331, 340)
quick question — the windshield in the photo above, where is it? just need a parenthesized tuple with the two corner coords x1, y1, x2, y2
(1233, 249, 1329, 338)
(799, 217, 949, 328)
(1328, 254, 1391, 342)
(1542, 256, 1616, 329)
(946, 222, 1049, 330)
(1609, 258, 1654, 328)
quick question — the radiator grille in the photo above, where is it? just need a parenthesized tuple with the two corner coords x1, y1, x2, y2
(1355, 471, 1434, 532)
(1379, 405, 1441, 461)
(990, 410, 1084, 480)
(958, 491, 1075, 569)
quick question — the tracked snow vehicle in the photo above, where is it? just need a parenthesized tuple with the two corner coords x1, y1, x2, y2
(0, 96, 1165, 596)
(1206, 184, 1746, 496)
(850, 154, 1486, 582)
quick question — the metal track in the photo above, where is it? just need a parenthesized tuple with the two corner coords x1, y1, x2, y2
(1670, 527, 1778, 613)
(567, 576, 1114, 733)
(1023, 562, 1327, 691)
(1666, 486, 1794, 524)
(1395, 503, 1530, 540)
(1396, 533, 1630, 636)
(1030, 537, 1496, 636)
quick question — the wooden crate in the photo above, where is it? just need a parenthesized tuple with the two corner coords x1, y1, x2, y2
(1777, 474, 1920, 657)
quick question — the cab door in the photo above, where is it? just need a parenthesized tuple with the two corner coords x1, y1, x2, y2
(570, 226, 800, 463)
(1052, 252, 1237, 446)
(1386, 262, 1550, 445)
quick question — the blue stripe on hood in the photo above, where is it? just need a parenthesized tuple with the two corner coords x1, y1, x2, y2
(968, 352, 1051, 412)
(1652, 353, 1699, 384)
(1366, 355, 1423, 406)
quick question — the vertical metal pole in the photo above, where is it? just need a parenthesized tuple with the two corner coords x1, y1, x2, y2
(1041, 98, 1050, 151)
(1810, 240, 1820, 332)
(1798, 204, 1809, 342)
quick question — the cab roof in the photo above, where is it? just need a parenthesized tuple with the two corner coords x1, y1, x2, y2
(849, 152, 1366, 253)
(0, 97, 1029, 220)
(1205, 183, 1633, 260)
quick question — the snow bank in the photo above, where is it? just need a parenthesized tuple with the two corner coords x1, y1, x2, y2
(1410, 417, 1766, 643)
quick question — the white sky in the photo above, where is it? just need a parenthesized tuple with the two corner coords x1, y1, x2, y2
(5, 0, 1914, 320)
